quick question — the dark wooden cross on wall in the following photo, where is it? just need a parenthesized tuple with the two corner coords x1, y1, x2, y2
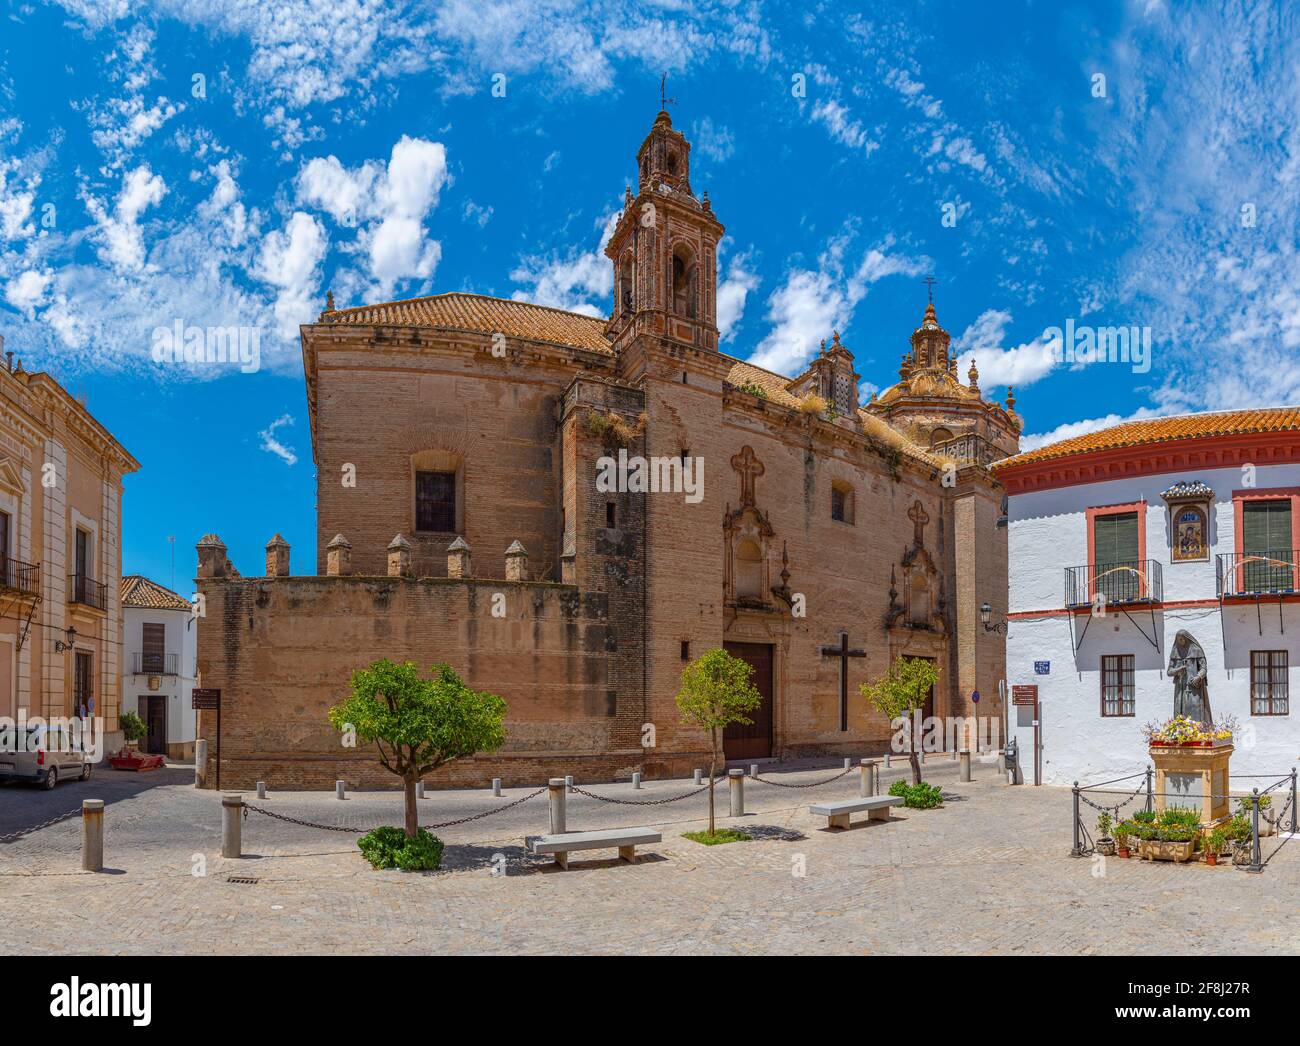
(821, 631, 866, 732)
(908, 499, 930, 548)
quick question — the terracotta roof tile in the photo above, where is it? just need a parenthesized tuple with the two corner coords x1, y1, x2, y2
(319, 293, 613, 354)
(994, 407, 1300, 469)
(121, 575, 192, 612)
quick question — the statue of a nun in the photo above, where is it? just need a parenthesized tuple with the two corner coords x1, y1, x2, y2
(1167, 630, 1211, 724)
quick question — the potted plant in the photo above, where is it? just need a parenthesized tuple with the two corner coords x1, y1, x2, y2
(1226, 814, 1254, 866)
(1137, 806, 1200, 863)
(1095, 812, 1115, 856)
(1114, 821, 1133, 858)
(1205, 828, 1227, 866)
(1236, 794, 1274, 837)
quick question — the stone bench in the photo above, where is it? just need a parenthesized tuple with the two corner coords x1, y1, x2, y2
(810, 795, 903, 830)
(527, 827, 662, 870)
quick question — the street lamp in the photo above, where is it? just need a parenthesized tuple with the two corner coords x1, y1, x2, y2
(980, 602, 1006, 634)
(53, 626, 78, 652)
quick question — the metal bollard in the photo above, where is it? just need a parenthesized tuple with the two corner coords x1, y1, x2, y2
(884, 753, 892, 769)
(416, 781, 425, 799)
(565, 775, 575, 793)
(728, 768, 745, 817)
(81, 799, 104, 872)
(1291, 769, 1298, 836)
(492, 778, 502, 797)
(693, 768, 703, 786)
(749, 763, 758, 779)
(335, 780, 346, 800)
(1145, 767, 1154, 813)
(548, 778, 567, 835)
(631, 771, 641, 790)
(959, 750, 972, 783)
(860, 759, 876, 797)
(221, 793, 242, 859)
(256, 781, 267, 799)
(843, 757, 852, 770)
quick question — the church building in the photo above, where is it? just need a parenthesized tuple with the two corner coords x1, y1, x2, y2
(193, 111, 1019, 789)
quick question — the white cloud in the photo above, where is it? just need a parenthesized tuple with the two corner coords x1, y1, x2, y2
(751, 235, 928, 374)
(0, 159, 38, 241)
(296, 136, 448, 299)
(5, 269, 50, 315)
(510, 210, 617, 317)
(954, 309, 1058, 389)
(256, 212, 327, 341)
(259, 413, 298, 466)
(84, 164, 167, 273)
(717, 251, 759, 342)
(811, 99, 878, 157)
(691, 117, 735, 163)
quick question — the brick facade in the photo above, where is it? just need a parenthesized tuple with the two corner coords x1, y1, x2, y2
(196, 112, 1017, 790)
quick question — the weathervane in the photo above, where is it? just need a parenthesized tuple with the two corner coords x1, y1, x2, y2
(922, 275, 937, 303)
(659, 73, 676, 111)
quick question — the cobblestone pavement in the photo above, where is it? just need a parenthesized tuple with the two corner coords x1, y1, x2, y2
(1, 755, 1296, 955)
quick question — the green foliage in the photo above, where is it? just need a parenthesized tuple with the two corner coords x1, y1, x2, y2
(1157, 806, 1202, 828)
(1132, 809, 1157, 824)
(682, 828, 752, 846)
(861, 657, 938, 722)
(329, 660, 507, 778)
(1096, 812, 1113, 839)
(1208, 829, 1227, 854)
(675, 648, 763, 733)
(329, 658, 507, 838)
(736, 381, 769, 400)
(119, 710, 146, 743)
(1236, 794, 1272, 813)
(357, 826, 444, 871)
(887, 779, 944, 809)
(1224, 814, 1252, 842)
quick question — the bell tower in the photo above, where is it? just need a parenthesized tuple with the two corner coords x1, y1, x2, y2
(604, 109, 724, 353)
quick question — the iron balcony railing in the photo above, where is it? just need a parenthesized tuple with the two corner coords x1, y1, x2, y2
(132, 651, 178, 675)
(931, 432, 1008, 467)
(0, 556, 39, 597)
(1065, 559, 1163, 608)
(68, 573, 107, 610)
(1216, 550, 1299, 598)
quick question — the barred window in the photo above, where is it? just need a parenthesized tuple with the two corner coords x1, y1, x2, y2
(414, 471, 455, 532)
(1100, 654, 1135, 717)
(1250, 650, 1289, 716)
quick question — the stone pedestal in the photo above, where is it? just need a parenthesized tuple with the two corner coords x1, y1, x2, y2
(1150, 742, 1233, 826)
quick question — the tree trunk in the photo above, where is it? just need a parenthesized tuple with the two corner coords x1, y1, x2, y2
(403, 773, 419, 838)
(910, 720, 921, 785)
(707, 727, 717, 836)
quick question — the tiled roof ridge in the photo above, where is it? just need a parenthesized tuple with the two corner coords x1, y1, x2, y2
(121, 574, 192, 610)
(996, 405, 1300, 470)
(324, 291, 610, 326)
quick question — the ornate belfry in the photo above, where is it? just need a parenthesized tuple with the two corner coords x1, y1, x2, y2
(723, 445, 792, 609)
(885, 499, 947, 632)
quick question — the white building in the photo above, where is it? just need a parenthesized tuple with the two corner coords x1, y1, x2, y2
(992, 408, 1300, 786)
(120, 575, 198, 760)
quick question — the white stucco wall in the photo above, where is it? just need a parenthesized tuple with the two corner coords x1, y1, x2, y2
(1006, 462, 1300, 786)
(121, 604, 198, 750)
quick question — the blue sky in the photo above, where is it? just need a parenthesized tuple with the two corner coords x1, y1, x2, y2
(0, 0, 1296, 590)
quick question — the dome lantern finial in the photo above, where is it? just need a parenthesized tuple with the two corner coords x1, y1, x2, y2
(967, 359, 980, 391)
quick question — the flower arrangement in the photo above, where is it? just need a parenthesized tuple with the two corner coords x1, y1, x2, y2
(1142, 714, 1236, 746)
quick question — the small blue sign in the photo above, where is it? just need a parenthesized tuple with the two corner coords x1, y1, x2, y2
(970, 690, 980, 703)
(1034, 661, 1050, 675)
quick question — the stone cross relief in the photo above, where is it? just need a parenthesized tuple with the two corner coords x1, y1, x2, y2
(908, 499, 930, 548)
(731, 445, 764, 507)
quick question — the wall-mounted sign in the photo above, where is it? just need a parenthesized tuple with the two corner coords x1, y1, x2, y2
(1012, 684, 1039, 707)
(1034, 661, 1050, 675)
(970, 689, 980, 704)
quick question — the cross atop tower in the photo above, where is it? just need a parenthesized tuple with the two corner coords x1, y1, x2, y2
(922, 275, 937, 303)
(659, 73, 676, 112)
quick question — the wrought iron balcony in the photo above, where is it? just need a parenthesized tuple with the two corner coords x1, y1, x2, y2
(68, 573, 107, 611)
(930, 432, 1008, 467)
(1216, 550, 1299, 598)
(1065, 559, 1163, 608)
(0, 556, 39, 597)
(132, 651, 178, 675)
